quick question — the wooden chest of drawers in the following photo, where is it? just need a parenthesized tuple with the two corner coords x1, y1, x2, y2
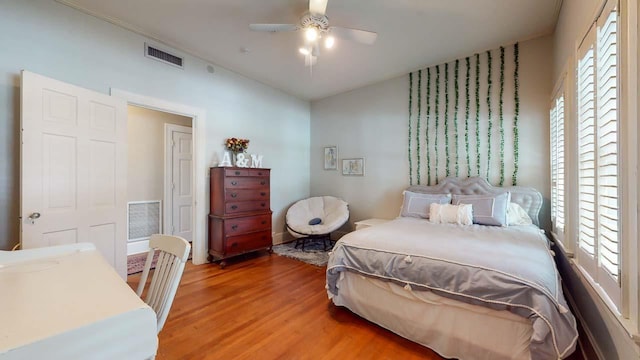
(208, 167, 272, 267)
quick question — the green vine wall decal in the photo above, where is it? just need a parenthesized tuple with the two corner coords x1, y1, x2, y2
(416, 70, 422, 184)
(426, 68, 432, 185)
(454, 59, 460, 177)
(408, 72, 413, 185)
(475, 53, 481, 176)
(435, 64, 440, 183)
(486, 50, 493, 179)
(464, 57, 471, 177)
(499, 46, 505, 186)
(513, 43, 520, 185)
(407, 43, 520, 185)
(444, 62, 450, 177)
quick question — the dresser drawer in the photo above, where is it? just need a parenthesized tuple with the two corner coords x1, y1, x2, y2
(225, 189, 269, 202)
(248, 169, 269, 177)
(225, 200, 270, 214)
(225, 214, 271, 235)
(224, 177, 269, 189)
(224, 168, 250, 177)
(225, 230, 272, 255)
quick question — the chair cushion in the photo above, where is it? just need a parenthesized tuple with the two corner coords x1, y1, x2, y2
(308, 217, 322, 225)
(286, 196, 349, 238)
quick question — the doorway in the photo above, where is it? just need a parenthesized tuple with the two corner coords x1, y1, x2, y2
(126, 106, 192, 256)
(111, 89, 207, 266)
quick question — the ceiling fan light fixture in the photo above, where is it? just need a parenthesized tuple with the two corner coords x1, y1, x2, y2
(305, 27, 318, 42)
(324, 36, 335, 49)
(299, 47, 311, 55)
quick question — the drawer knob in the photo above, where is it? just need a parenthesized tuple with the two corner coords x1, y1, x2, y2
(231, 242, 238, 247)
(260, 192, 266, 196)
(231, 205, 238, 210)
(260, 181, 266, 185)
(261, 220, 266, 224)
(231, 225, 238, 230)
(231, 181, 238, 186)
(261, 203, 266, 207)
(231, 193, 238, 198)
(258, 172, 263, 175)
(235, 171, 241, 175)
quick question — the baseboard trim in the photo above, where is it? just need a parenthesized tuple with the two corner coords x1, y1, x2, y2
(127, 239, 150, 255)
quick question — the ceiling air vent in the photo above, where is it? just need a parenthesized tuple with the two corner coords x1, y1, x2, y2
(144, 43, 184, 69)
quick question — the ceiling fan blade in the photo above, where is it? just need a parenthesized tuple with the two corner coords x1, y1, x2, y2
(329, 26, 378, 45)
(309, 0, 328, 16)
(249, 24, 298, 32)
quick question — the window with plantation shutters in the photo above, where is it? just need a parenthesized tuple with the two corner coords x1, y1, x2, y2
(550, 93, 565, 241)
(575, 1, 620, 309)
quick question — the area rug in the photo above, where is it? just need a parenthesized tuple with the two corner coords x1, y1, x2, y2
(127, 252, 159, 275)
(272, 240, 331, 267)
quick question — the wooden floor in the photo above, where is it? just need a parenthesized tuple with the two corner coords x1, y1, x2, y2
(128, 252, 585, 360)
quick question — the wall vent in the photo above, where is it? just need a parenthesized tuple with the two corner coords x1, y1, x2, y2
(128, 200, 162, 242)
(144, 43, 184, 69)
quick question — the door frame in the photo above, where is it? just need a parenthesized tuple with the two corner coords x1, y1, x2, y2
(164, 123, 193, 238)
(111, 89, 207, 265)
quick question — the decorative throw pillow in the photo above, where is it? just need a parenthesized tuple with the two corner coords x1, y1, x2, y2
(308, 217, 322, 225)
(507, 202, 533, 226)
(400, 192, 451, 219)
(429, 203, 473, 225)
(452, 192, 511, 227)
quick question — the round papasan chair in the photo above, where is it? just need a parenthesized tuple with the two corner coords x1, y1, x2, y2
(285, 196, 349, 251)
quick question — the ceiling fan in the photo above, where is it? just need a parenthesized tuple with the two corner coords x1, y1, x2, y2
(249, 0, 378, 67)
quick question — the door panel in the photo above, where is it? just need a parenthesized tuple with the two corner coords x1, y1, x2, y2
(170, 128, 192, 242)
(21, 71, 128, 278)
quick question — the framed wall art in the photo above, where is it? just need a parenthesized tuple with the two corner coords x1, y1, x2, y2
(342, 158, 365, 176)
(324, 146, 338, 170)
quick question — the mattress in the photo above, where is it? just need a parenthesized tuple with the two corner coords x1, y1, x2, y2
(0, 243, 158, 360)
(333, 271, 533, 360)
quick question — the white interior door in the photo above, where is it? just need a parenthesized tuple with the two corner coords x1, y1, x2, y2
(21, 71, 127, 278)
(167, 124, 192, 242)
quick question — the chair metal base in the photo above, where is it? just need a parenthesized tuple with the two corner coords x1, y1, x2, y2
(294, 233, 335, 252)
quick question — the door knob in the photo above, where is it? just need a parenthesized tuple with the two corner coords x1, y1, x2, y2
(28, 212, 41, 224)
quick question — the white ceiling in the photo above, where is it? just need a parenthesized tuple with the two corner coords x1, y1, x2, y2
(58, 0, 562, 101)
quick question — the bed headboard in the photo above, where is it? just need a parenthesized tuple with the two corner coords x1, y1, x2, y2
(407, 177, 543, 226)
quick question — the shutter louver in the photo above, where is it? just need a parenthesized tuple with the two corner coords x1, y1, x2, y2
(556, 96, 565, 231)
(596, 10, 619, 281)
(578, 44, 597, 257)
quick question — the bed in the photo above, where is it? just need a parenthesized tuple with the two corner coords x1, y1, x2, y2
(326, 177, 578, 360)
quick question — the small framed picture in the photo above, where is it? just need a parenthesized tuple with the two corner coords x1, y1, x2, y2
(342, 158, 365, 176)
(324, 146, 338, 170)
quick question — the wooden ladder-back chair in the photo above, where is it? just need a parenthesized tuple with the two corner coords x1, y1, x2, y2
(136, 234, 190, 333)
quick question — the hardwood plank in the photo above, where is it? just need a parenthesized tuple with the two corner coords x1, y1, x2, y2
(128, 252, 584, 360)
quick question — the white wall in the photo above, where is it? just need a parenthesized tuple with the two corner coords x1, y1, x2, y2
(310, 35, 553, 231)
(128, 106, 191, 203)
(552, 0, 640, 359)
(0, 0, 310, 250)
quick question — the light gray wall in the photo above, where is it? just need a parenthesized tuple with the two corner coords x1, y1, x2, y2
(552, 0, 640, 359)
(0, 0, 310, 250)
(310, 35, 553, 232)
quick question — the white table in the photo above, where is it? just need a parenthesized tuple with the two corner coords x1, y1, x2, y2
(0, 243, 158, 360)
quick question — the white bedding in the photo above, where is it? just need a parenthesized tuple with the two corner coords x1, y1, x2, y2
(327, 217, 577, 359)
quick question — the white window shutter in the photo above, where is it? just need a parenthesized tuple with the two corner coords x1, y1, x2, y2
(575, 0, 621, 309)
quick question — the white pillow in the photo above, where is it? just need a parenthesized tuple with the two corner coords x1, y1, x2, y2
(400, 192, 451, 219)
(429, 203, 473, 226)
(507, 202, 533, 226)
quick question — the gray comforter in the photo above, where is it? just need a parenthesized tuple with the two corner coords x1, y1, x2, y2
(326, 218, 577, 360)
